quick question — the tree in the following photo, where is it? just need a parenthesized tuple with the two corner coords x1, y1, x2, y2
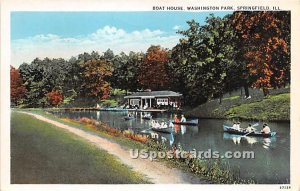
(111, 51, 144, 93)
(232, 11, 290, 96)
(47, 89, 64, 106)
(19, 57, 70, 107)
(10, 66, 27, 105)
(82, 59, 113, 100)
(138, 45, 170, 90)
(170, 15, 241, 105)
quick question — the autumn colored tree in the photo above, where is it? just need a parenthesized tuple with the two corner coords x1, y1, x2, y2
(82, 59, 113, 100)
(47, 90, 64, 106)
(232, 11, 290, 96)
(138, 45, 170, 90)
(10, 66, 27, 105)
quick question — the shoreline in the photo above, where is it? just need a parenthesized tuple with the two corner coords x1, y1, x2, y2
(21, 107, 290, 123)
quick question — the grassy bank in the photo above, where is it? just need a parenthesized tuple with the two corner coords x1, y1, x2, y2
(225, 93, 290, 121)
(11, 112, 149, 184)
(186, 88, 290, 121)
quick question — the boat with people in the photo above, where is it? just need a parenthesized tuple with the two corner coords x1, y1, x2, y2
(223, 125, 277, 138)
(151, 120, 173, 134)
(172, 114, 198, 126)
(142, 113, 152, 120)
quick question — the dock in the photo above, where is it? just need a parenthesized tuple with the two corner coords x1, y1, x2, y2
(57, 107, 167, 112)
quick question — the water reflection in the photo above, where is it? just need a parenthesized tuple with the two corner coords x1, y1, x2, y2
(223, 133, 276, 149)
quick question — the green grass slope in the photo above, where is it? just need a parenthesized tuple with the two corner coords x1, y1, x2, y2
(225, 93, 290, 121)
(11, 112, 149, 184)
(186, 88, 290, 121)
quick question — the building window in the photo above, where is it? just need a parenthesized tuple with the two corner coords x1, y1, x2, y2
(130, 99, 140, 105)
(157, 98, 168, 105)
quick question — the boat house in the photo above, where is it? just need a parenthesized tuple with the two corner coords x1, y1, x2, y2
(124, 90, 182, 110)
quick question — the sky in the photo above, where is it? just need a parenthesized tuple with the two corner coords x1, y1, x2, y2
(11, 11, 231, 67)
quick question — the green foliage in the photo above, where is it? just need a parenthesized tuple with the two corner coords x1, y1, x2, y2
(169, 15, 243, 105)
(111, 51, 144, 92)
(100, 99, 119, 108)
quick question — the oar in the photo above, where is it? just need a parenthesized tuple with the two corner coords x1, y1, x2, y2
(241, 123, 259, 136)
(242, 131, 254, 137)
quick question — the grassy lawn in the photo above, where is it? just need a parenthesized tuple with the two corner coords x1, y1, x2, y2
(186, 88, 290, 121)
(11, 112, 149, 184)
(225, 93, 290, 121)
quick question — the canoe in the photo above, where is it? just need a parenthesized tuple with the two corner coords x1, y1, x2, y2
(124, 116, 135, 120)
(223, 125, 276, 138)
(172, 119, 198, 126)
(151, 127, 173, 134)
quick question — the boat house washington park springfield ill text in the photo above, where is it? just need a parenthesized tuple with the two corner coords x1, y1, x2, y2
(124, 91, 182, 110)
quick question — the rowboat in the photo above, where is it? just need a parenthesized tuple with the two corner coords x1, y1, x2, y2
(124, 116, 135, 120)
(223, 125, 276, 138)
(172, 119, 198, 126)
(151, 127, 173, 134)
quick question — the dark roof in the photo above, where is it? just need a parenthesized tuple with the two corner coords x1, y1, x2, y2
(124, 91, 182, 98)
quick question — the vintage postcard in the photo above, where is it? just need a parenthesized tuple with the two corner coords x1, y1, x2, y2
(1, 0, 300, 191)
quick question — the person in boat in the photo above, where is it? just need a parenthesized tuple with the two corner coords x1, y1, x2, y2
(151, 120, 158, 128)
(143, 113, 150, 118)
(181, 114, 187, 123)
(246, 123, 256, 133)
(235, 122, 241, 131)
(160, 121, 167, 129)
(174, 114, 180, 123)
(232, 122, 237, 129)
(261, 123, 271, 134)
(154, 120, 160, 129)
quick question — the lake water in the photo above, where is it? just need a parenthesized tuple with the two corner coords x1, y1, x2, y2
(49, 110, 290, 184)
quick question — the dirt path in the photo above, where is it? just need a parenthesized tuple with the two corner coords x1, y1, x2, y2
(19, 112, 208, 184)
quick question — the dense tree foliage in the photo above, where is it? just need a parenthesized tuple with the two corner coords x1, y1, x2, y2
(82, 59, 113, 100)
(169, 15, 242, 104)
(138, 45, 170, 90)
(10, 66, 27, 105)
(231, 11, 290, 96)
(12, 11, 290, 107)
(111, 51, 144, 93)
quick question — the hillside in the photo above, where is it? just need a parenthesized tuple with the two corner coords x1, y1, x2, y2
(185, 88, 290, 121)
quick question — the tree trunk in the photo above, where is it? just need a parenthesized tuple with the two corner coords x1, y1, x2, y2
(263, 88, 270, 96)
(244, 82, 250, 98)
(219, 95, 222, 104)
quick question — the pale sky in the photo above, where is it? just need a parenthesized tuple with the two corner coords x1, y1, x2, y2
(11, 11, 231, 67)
